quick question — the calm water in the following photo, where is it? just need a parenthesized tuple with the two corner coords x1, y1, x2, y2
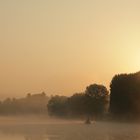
(0, 120, 140, 140)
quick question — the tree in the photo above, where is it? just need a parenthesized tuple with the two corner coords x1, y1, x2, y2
(110, 71, 140, 118)
(47, 93, 87, 117)
(47, 84, 109, 119)
(47, 95, 68, 116)
(85, 84, 109, 118)
(68, 93, 86, 116)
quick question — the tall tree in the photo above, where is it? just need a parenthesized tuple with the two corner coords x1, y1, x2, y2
(85, 84, 109, 118)
(110, 71, 140, 118)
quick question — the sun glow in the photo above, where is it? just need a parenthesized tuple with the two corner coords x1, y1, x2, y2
(0, 0, 140, 98)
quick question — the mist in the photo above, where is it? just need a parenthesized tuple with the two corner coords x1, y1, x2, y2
(1, 0, 140, 139)
(0, 116, 139, 140)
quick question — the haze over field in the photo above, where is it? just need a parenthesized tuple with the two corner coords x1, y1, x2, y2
(0, 0, 140, 98)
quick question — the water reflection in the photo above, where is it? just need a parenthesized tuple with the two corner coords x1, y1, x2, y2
(0, 122, 139, 140)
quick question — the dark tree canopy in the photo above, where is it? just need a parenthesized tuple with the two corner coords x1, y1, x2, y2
(47, 95, 68, 116)
(85, 84, 109, 117)
(68, 93, 86, 115)
(47, 94, 86, 117)
(110, 71, 140, 118)
(47, 84, 109, 118)
(85, 84, 109, 98)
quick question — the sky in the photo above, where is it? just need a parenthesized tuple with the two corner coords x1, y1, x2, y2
(0, 0, 140, 99)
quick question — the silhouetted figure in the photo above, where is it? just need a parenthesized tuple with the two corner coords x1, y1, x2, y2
(85, 116, 91, 124)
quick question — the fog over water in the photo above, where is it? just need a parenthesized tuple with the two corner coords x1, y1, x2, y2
(0, 116, 139, 140)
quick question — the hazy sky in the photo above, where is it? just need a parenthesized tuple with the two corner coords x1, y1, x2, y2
(0, 0, 140, 99)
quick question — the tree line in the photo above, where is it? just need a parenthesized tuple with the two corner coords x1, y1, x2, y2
(0, 92, 49, 115)
(47, 71, 140, 120)
(47, 84, 109, 119)
(0, 71, 140, 121)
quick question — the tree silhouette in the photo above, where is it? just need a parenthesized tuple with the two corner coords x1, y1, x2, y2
(85, 84, 109, 119)
(47, 95, 68, 116)
(110, 71, 140, 119)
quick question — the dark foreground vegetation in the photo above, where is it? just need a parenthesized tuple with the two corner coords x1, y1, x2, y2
(0, 71, 140, 122)
(47, 71, 140, 121)
(47, 84, 109, 120)
(110, 71, 140, 120)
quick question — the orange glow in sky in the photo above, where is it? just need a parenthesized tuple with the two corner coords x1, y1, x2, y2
(0, 0, 140, 98)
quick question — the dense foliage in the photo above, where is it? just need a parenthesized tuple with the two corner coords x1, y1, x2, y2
(85, 84, 109, 117)
(47, 84, 109, 118)
(1, 70, 140, 121)
(110, 71, 140, 118)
